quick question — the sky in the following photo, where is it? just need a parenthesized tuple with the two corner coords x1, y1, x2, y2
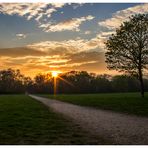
(0, 3, 148, 77)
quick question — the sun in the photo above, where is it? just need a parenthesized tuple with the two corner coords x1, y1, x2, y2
(52, 71, 58, 77)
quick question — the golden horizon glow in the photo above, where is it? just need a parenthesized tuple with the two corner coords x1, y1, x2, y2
(52, 71, 59, 78)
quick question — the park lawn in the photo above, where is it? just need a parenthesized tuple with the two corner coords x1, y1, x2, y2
(0, 95, 109, 145)
(43, 92, 148, 117)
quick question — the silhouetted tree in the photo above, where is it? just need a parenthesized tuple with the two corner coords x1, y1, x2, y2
(23, 77, 34, 93)
(105, 13, 148, 97)
(111, 75, 139, 92)
(91, 74, 111, 93)
(59, 71, 94, 93)
(0, 69, 25, 93)
(34, 73, 53, 93)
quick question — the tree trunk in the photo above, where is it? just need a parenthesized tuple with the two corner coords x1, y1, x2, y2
(139, 68, 144, 98)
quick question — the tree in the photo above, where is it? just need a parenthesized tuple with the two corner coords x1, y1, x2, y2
(0, 68, 27, 93)
(111, 75, 139, 93)
(34, 73, 53, 94)
(92, 74, 111, 93)
(105, 13, 148, 97)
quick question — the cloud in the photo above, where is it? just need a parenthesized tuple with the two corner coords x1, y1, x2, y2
(46, 51, 105, 74)
(98, 4, 148, 29)
(97, 31, 114, 39)
(40, 15, 95, 32)
(0, 47, 47, 57)
(84, 30, 91, 35)
(51, 3, 65, 8)
(16, 33, 26, 39)
(0, 3, 47, 20)
(0, 3, 65, 31)
(72, 3, 84, 10)
(0, 3, 65, 21)
(26, 36, 100, 55)
(0, 36, 102, 58)
(0, 47, 105, 77)
(0, 3, 94, 32)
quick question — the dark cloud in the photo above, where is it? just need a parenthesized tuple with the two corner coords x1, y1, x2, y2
(0, 47, 46, 57)
(68, 51, 104, 63)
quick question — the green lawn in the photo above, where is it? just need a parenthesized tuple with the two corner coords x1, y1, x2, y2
(0, 95, 108, 145)
(43, 92, 148, 117)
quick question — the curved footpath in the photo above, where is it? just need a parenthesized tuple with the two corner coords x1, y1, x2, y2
(29, 94, 148, 144)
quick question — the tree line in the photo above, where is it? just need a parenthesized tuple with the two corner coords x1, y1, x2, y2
(0, 68, 148, 94)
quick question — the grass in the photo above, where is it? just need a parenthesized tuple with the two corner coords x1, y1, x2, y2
(0, 95, 109, 145)
(43, 92, 148, 117)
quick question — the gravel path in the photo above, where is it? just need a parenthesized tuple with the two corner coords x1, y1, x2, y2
(29, 94, 148, 144)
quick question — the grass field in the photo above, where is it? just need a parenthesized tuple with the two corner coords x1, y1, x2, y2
(0, 95, 108, 145)
(43, 92, 148, 117)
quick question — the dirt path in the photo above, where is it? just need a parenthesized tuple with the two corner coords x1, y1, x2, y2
(29, 94, 148, 144)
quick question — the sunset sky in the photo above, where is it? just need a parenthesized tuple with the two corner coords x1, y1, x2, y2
(0, 3, 148, 77)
